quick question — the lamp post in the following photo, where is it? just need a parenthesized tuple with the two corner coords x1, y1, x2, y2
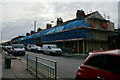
(0, 24, 3, 52)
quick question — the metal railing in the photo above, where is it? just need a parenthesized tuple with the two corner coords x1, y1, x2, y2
(26, 54, 57, 80)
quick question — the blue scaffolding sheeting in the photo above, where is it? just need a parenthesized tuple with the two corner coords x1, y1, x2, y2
(19, 38, 35, 44)
(19, 34, 35, 40)
(43, 20, 91, 35)
(64, 20, 91, 30)
(41, 28, 92, 42)
(19, 20, 92, 43)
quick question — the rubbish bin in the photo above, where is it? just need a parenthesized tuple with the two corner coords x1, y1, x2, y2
(4, 56, 11, 69)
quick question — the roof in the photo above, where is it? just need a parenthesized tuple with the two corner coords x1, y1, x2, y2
(19, 20, 92, 40)
(19, 11, 111, 41)
(84, 11, 99, 18)
(55, 11, 101, 27)
(87, 17, 109, 22)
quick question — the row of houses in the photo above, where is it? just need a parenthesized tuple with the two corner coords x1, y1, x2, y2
(7, 9, 115, 55)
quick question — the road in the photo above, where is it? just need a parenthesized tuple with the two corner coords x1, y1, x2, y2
(21, 51, 86, 79)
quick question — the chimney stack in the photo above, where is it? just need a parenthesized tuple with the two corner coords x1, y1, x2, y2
(26, 33, 30, 36)
(30, 30, 35, 34)
(46, 23, 52, 29)
(76, 9, 85, 19)
(57, 17, 63, 26)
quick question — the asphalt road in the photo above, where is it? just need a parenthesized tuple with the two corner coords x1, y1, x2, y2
(22, 51, 86, 79)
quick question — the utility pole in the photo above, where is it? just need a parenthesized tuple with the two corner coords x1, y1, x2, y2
(34, 21, 37, 45)
(34, 21, 36, 32)
(1, 30, 2, 44)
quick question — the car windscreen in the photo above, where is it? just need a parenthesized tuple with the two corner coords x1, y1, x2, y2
(50, 45, 58, 48)
(12, 45, 24, 48)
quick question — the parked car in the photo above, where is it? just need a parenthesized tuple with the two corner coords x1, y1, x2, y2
(75, 49, 120, 80)
(11, 44, 25, 56)
(2, 45, 12, 53)
(0, 45, 3, 52)
(6, 45, 12, 53)
(32, 46, 43, 53)
(26, 44, 36, 51)
(41, 44, 62, 55)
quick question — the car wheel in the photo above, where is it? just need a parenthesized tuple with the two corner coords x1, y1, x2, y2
(42, 51, 45, 54)
(50, 51, 53, 56)
(59, 54, 62, 56)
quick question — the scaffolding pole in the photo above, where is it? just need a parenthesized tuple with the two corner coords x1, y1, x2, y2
(77, 41, 79, 54)
(83, 40, 85, 55)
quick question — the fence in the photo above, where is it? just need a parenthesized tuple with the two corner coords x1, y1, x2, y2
(26, 54, 57, 80)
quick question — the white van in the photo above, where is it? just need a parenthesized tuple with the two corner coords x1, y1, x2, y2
(11, 44, 25, 56)
(41, 44, 62, 55)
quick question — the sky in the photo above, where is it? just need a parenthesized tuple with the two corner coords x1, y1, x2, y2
(0, 0, 120, 43)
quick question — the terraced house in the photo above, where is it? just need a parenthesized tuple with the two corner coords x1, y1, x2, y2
(13, 10, 115, 55)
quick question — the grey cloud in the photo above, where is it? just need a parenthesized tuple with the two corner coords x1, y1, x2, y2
(118, 1, 120, 28)
(1, 2, 118, 41)
(2, 15, 50, 40)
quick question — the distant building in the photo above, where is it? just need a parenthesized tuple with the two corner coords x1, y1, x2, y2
(18, 9, 114, 55)
(108, 34, 120, 49)
(4, 36, 24, 45)
(108, 28, 120, 49)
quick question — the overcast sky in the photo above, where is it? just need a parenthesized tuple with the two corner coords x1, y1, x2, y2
(0, 0, 120, 43)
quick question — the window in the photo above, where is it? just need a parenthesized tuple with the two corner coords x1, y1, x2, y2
(85, 55, 120, 74)
(85, 55, 104, 69)
(103, 55, 120, 74)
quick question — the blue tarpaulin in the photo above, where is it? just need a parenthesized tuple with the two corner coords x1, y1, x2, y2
(19, 20, 91, 41)
(41, 28, 92, 42)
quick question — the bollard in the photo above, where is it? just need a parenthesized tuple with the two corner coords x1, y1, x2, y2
(55, 62, 57, 80)
(26, 54, 28, 70)
(35, 57, 38, 77)
(4, 56, 11, 69)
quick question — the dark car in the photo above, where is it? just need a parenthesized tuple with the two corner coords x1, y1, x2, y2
(75, 49, 120, 80)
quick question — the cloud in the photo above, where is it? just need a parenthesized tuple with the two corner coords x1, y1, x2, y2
(1, 0, 120, 2)
(0, 1, 119, 42)
(118, 1, 120, 28)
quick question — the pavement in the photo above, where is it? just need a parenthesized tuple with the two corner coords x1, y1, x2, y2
(1, 51, 37, 79)
(0, 50, 87, 80)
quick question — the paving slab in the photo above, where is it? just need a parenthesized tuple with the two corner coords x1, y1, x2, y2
(2, 51, 36, 79)
(12, 59, 35, 78)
